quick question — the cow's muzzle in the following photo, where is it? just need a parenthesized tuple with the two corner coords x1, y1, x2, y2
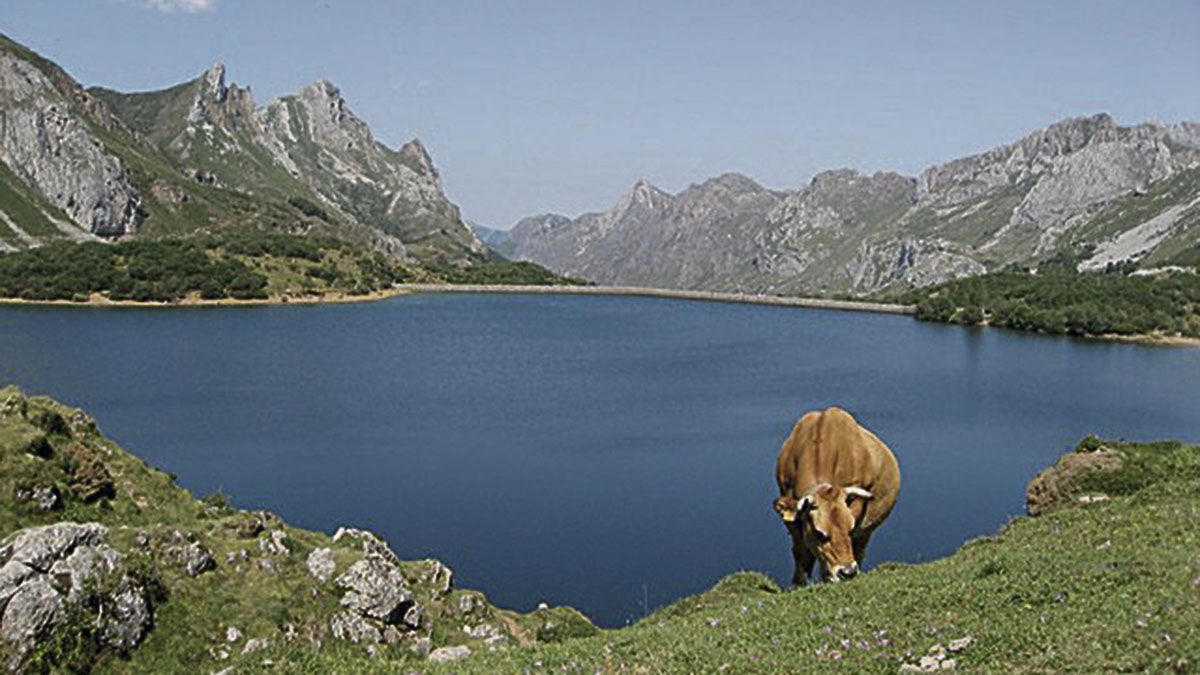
(831, 562, 859, 581)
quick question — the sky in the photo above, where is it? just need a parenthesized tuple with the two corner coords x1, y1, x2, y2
(2, 1, 1199, 228)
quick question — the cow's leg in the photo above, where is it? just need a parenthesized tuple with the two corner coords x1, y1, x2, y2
(852, 532, 873, 567)
(791, 541, 815, 587)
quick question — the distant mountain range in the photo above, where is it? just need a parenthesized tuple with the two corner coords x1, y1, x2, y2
(0, 33, 486, 264)
(498, 115, 1200, 295)
(4, 31, 1198, 294)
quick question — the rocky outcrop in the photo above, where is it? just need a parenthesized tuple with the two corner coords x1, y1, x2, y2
(0, 33, 485, 264)
(1026, 444, 1124, 516)
(0, 523, 152, 669)
(0, 49, 140, 239)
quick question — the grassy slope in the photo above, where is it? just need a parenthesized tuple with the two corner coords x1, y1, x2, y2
(0, 234, 575, 304)
(255, 439, 1200, 674)
(0, 233, 419, 302)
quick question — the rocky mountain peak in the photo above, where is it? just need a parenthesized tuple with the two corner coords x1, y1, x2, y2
(399, 138, 435, 175)
(513, 213, 572, 233)
(199, 62, 227, 103)
(699, 172, 764, 194)
(186, 62, 257, 131)
(1023, 112, 1119, 159)
(623, 179, 670, 211)
(809, 168, 864, 190)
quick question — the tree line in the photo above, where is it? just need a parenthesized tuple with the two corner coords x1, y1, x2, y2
(899, 269, 1200, 338)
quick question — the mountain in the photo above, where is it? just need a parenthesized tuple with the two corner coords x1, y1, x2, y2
(503, 115, 1200, 295)
(0, 33, 486, 264)
(468, 221, 510, 249)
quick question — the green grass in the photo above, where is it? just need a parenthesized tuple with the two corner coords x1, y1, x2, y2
(0, 231, 417, 302)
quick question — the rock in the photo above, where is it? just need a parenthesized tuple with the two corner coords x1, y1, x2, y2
(336, 555, 413, 623)
(428, 645, 472, 663)
(947, 636, 975, 652)
(919, 655, 942, 670)
(0, 50, 142, 239)
(463, 623, 501, 640)
(0, 522, 107, 572)
(1, 576, 64, 665)
(418, 558, 453, 595)
(226, 626, 242, 643)
(183, 542, 218, 577)
(306, 547, 336, 583)
(48, 541, 120, 600)
(99, 576, 151, 652)
(456, 592, 484, 618)
(14, 485, 61, 511)
(1026, 449, 1123, 516)
(332, 528, 399, 565)
(0, 561, 37, 607)
(259, 530, 289, 556)
(402, 605, 425, 630)
(241, 637, 270, 655)
(329, 610, 381, 644)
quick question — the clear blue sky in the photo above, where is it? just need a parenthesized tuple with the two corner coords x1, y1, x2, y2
(3, 1, 1198, 227)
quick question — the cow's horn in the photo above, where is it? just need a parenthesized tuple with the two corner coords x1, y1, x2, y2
(845, 486, 873, 500)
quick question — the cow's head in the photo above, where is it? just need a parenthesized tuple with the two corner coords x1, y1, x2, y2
(776, 482, 872, 582)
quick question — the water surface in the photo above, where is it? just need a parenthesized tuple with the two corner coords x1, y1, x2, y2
(1, 294, 1197, 626)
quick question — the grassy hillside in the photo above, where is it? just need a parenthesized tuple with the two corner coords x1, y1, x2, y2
(3, 391, 1195, 672)
(893, 269, 1200, 339)
(0, 232, 416, 303)
(0, 234, 579, 304)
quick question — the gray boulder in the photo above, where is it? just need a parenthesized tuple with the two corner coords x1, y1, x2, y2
(336, 555, 413, 624)
(306, 547, 336, 584)
(0, 522, 107, 573)
(329, 610, 382, 644)
(99, 576, 152, 652)
(428, 645, 471, 663)
(181, 542, 217, 577)
(0, 522, 152, 666)
(1, 576, 64, 667)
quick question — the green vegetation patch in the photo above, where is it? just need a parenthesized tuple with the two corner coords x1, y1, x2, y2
(0, 231, 414, 303)
(896, 269, 1200, 338)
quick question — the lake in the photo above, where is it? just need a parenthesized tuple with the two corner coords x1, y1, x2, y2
(1, 293, 1198, 627)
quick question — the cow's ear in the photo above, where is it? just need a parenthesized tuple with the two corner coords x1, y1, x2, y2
(844, 486, 873, 502)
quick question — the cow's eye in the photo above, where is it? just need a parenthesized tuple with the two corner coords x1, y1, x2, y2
(813, 528, 830, 543)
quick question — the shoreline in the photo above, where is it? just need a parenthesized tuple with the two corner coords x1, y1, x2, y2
(2, 283, 1196, 347)
(0, 287, 411, 308)
(397, 283, 917, 315)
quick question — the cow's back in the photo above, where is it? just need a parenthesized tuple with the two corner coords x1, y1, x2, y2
(776, 407, 900, 530)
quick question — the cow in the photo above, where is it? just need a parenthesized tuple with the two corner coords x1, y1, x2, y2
(772, 407, 900, 586)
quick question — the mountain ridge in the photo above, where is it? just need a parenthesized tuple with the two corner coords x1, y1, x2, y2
(502, 113, 1200, 295)
(0, 33, 486, 264)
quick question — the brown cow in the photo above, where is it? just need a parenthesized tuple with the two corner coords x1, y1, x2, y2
(772, 407, 900, 585)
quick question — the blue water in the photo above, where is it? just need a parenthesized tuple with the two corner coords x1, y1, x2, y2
(1, 294, 1198, 626)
